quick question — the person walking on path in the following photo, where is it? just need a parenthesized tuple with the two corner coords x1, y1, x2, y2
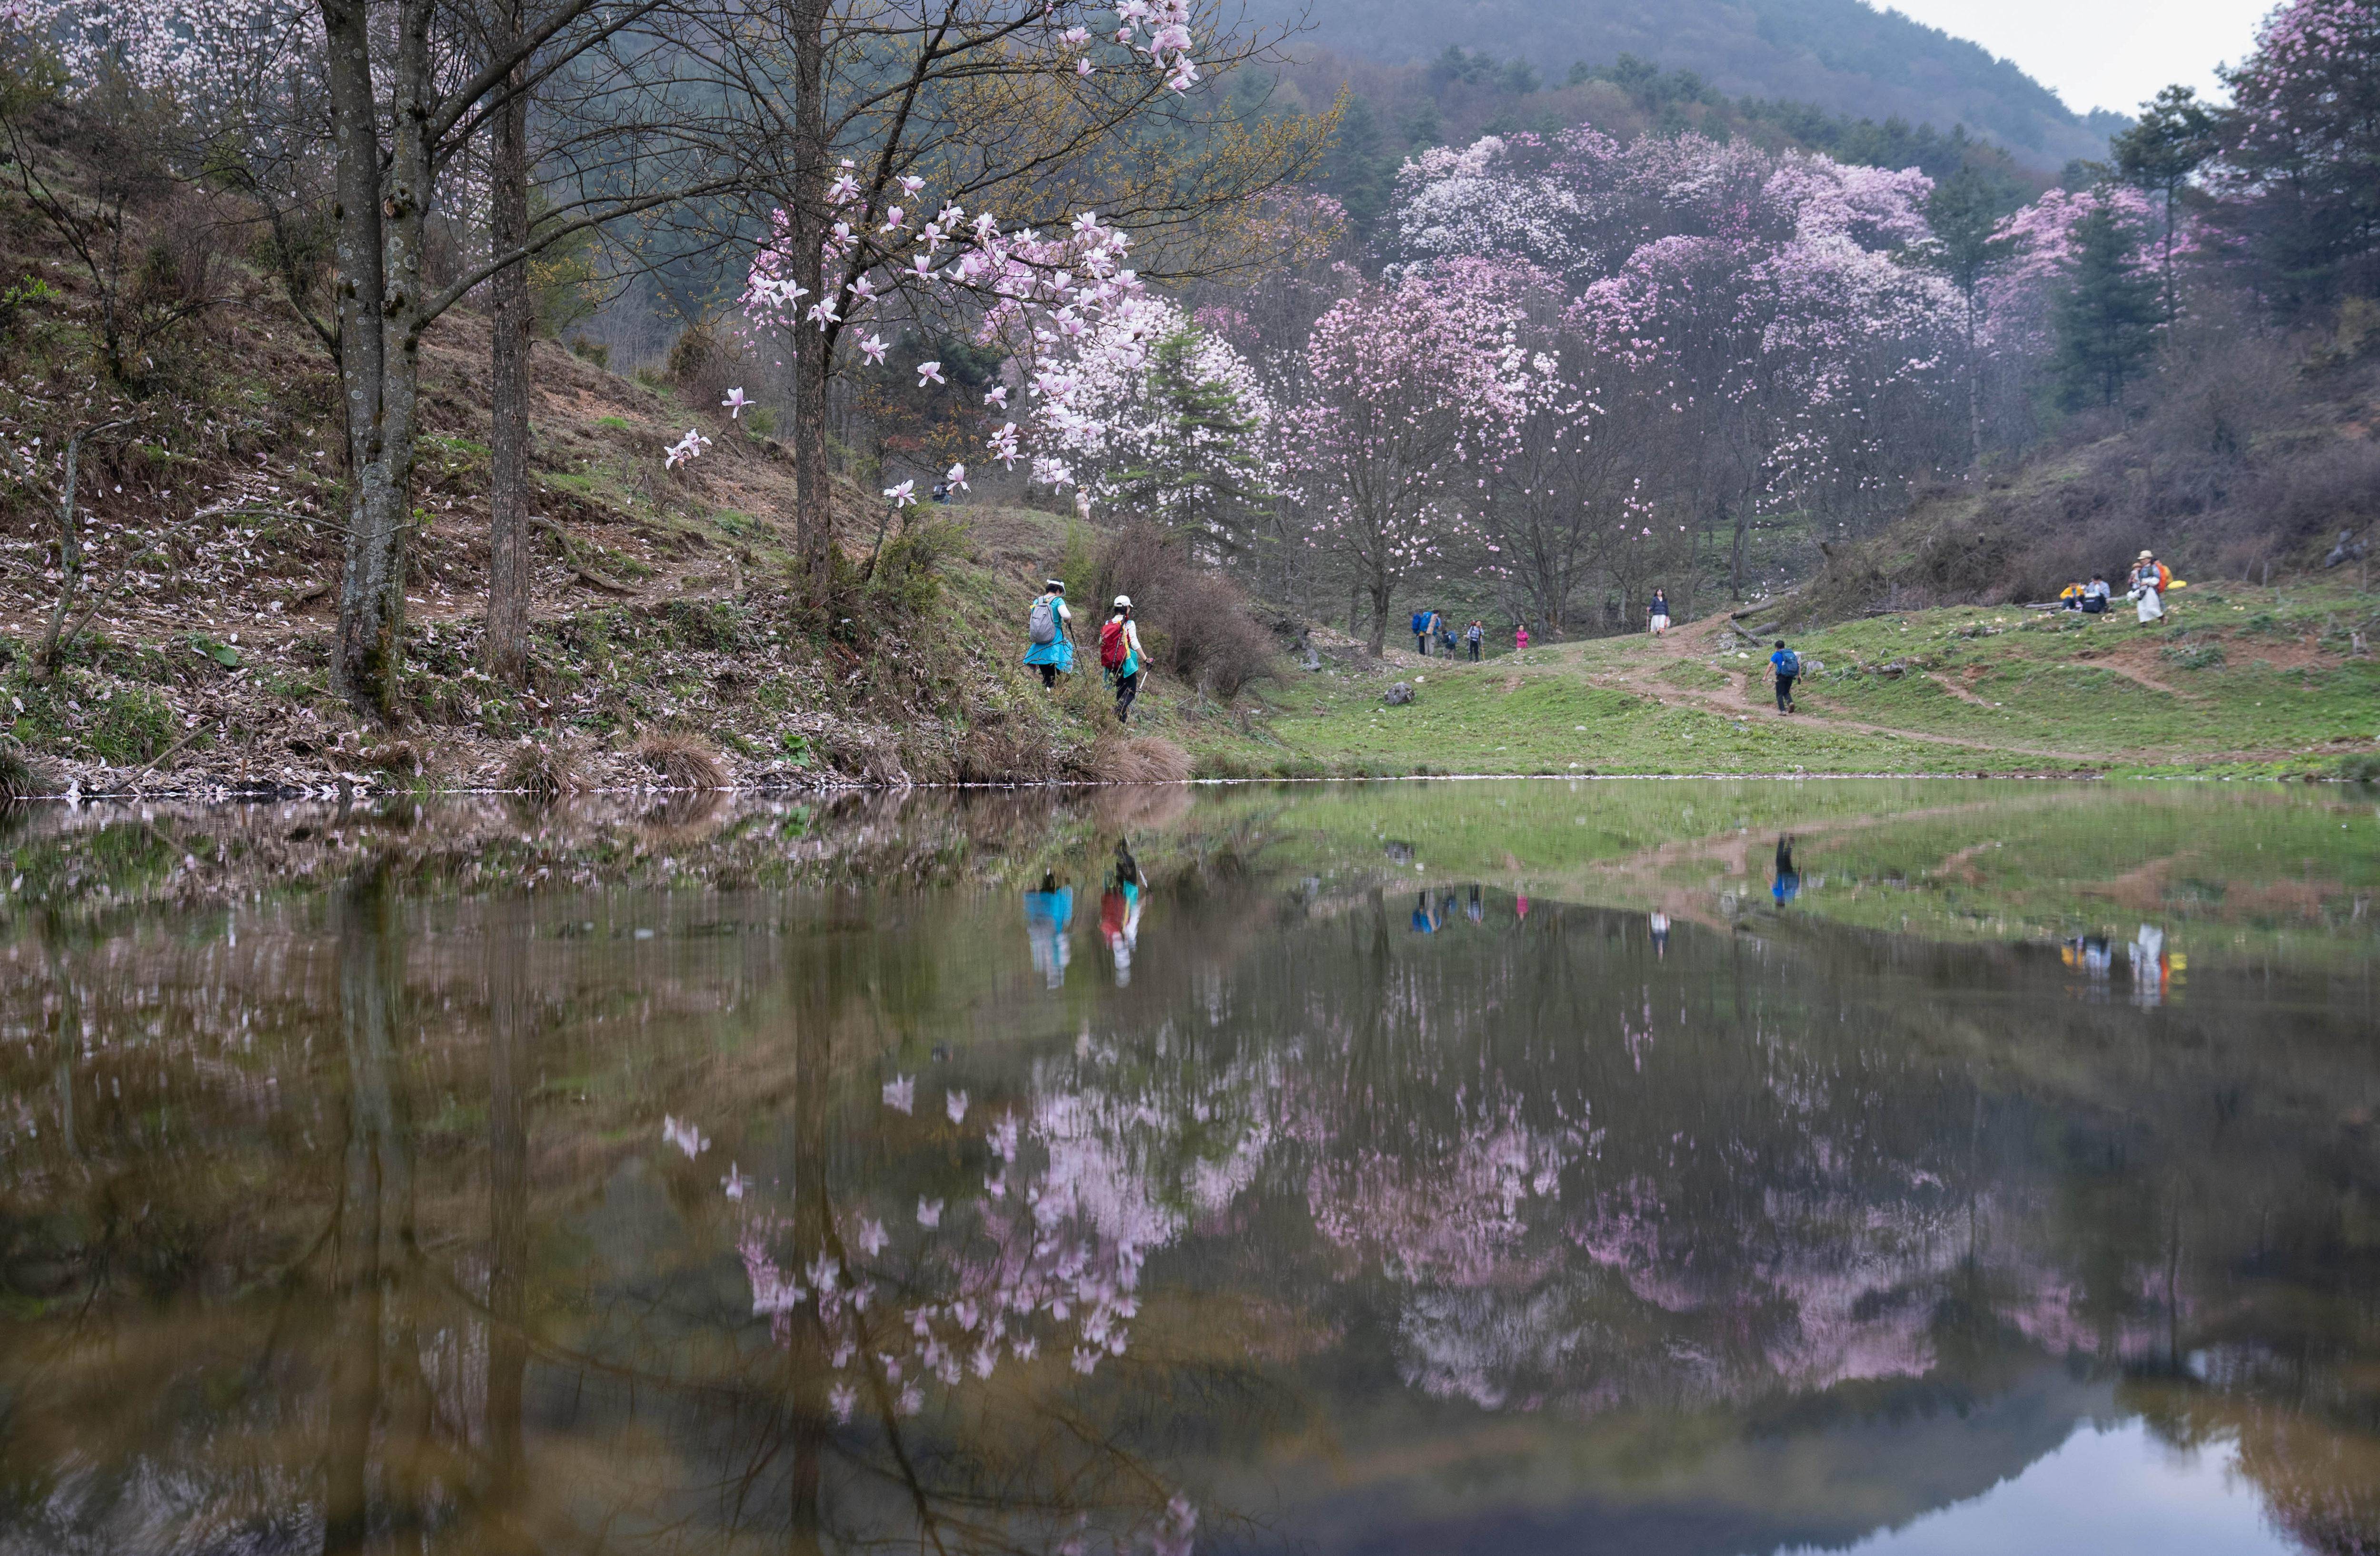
(1101, 596, 1148, 725)
(1648, 588, 1672, 636)
(2130, 550, 2168, 625)
(1769, 638, 1800, 714)
(1466, 620, 1483, 661)
(1022, 580, 1075, 688)
(1513, 621, 1531, 656)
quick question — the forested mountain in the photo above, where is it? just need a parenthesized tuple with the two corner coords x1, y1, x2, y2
(1274, 0, 2127, 168)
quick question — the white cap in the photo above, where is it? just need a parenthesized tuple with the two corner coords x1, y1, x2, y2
(1113, 594, 1131, 608)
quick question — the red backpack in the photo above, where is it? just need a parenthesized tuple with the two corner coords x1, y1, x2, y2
(1099, 618, 1129, 670)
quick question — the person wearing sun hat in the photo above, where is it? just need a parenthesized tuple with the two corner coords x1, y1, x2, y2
(2129, 549, 2167, 624)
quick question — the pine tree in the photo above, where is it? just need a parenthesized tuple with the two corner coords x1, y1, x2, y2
(1321, 93, 1393, 237)
(2052, 204, 2162, 409)
(2112, 84, 2216, 319)
(1114, 327, 1271, 559)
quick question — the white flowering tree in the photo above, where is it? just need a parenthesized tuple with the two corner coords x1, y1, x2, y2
(1030, 295, 1278, 559)
(664, 0, 1329, 607)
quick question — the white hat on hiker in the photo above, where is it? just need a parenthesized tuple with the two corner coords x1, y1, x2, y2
(1113, 594, 1131, 609)
(2138, 549, 2154, 559)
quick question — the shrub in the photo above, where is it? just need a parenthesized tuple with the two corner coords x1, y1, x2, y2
(1090, 521, 1276, 696)
(0, 736, 53, 799)
(88, 686, 175, 766)
(505, 739, 585, 799)
(636, 731, 725, 789)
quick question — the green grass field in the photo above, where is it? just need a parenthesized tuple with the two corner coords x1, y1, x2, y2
(1188, 579, 2380, 780)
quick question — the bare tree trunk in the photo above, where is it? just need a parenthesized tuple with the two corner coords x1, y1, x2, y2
(1726, 497, 1749, 602)
(38, 430, 85, 671)
(789, 0, 835, 609)
(1366, 577, 1389, 657)
(485, 2, 535, 686)
(327, 0, 433, 717)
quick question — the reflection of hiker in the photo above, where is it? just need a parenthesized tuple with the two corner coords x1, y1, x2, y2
(1772, 836, 1801, 907)
(1649, 910, 1670, 957)
(1100, 841, 1145, 987)
(1515, 892, 1529, 923)
(1769, 639, 1800, 714)
(2129, 923, 2172, 1009)
(1466, 884, 1484, 924)
(1022, 871, 1073, 988)
(1410, 892, 1438, 934)
(2130, 550, 2169, 624)
(1022, 579, 1074, 688)
(1649, 588, 1671, 635)
(1100, 596, 1147, 725)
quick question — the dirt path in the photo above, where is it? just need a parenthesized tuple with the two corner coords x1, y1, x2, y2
(1550, 613, 2108, 768)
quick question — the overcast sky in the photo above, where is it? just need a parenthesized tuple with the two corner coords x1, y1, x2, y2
(1881, 0, 2277, 116)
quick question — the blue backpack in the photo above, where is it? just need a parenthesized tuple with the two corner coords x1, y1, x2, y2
(1776, 648, 1801, 677)
(1410, 610, 1429, 635)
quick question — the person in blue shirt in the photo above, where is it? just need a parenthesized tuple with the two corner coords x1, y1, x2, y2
(1768, 639, 1799, 714)
(1023, 871, 1073, 988)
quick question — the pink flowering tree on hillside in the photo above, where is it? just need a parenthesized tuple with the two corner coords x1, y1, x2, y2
(1288, 265, 1533, 653)
(1394, 130, 1964, 600)
(2208, 0, 2380, 309)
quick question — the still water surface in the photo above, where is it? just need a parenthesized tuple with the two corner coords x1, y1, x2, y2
(1, 780, 2376, 1555)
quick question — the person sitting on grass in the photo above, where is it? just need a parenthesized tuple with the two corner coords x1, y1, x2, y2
(2081, 574, 2112, 615)
(1769, 639, 1800, 715)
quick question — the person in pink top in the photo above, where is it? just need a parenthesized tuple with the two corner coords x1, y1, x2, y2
(1513, 622, 1530, 654)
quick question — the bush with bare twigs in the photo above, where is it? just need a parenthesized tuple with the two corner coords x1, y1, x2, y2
(1090, 521, 1277, 697)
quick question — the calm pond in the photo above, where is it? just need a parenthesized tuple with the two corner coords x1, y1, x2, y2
(2, 779, 2377, 1555)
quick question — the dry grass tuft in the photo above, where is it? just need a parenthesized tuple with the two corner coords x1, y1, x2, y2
(1086, 733, 1191, 784)
(504, 739, 586, 800)
(0, 738, 52, 799)
(361, 740, 421, 777)
(636, 731, 726, 789)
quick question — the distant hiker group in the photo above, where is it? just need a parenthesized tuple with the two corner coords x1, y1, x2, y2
(2052, 549, 2180, 625)
(1022, 580, 1146, 725)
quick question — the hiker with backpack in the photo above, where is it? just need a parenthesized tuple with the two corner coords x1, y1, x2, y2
(1101, 596, 1148, 725)
(1412, 608, 1433, 656)
(1769, 639, 1800, 714)
(1022, 579, 1075, 688)
(2129, 550, 2169, 625)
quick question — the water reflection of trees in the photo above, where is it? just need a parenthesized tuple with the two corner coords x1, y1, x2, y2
(1, 858, 2377, 1550)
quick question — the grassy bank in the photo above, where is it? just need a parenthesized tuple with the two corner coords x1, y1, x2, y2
(1190, 579, 2380, 780)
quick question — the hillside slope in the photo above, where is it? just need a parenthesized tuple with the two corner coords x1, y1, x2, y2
(1279, 0, 2118, 166)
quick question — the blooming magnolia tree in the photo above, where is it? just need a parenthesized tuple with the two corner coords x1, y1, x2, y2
(2209, 0, 2380, 309)
(1389, 130, 1965, 601)
(1288, 265, 1534, 652)
(674, 0, 1327, 604)
(1028, 295, 1279, 559)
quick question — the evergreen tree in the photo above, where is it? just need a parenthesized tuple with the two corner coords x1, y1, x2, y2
(1115, 327, 1273, 558)
(2052, 204, 2162, 408)
(1320, 93, 1394, 237)
(1924, 164, 2017, 451)
(2112, 84, 2216, 319)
